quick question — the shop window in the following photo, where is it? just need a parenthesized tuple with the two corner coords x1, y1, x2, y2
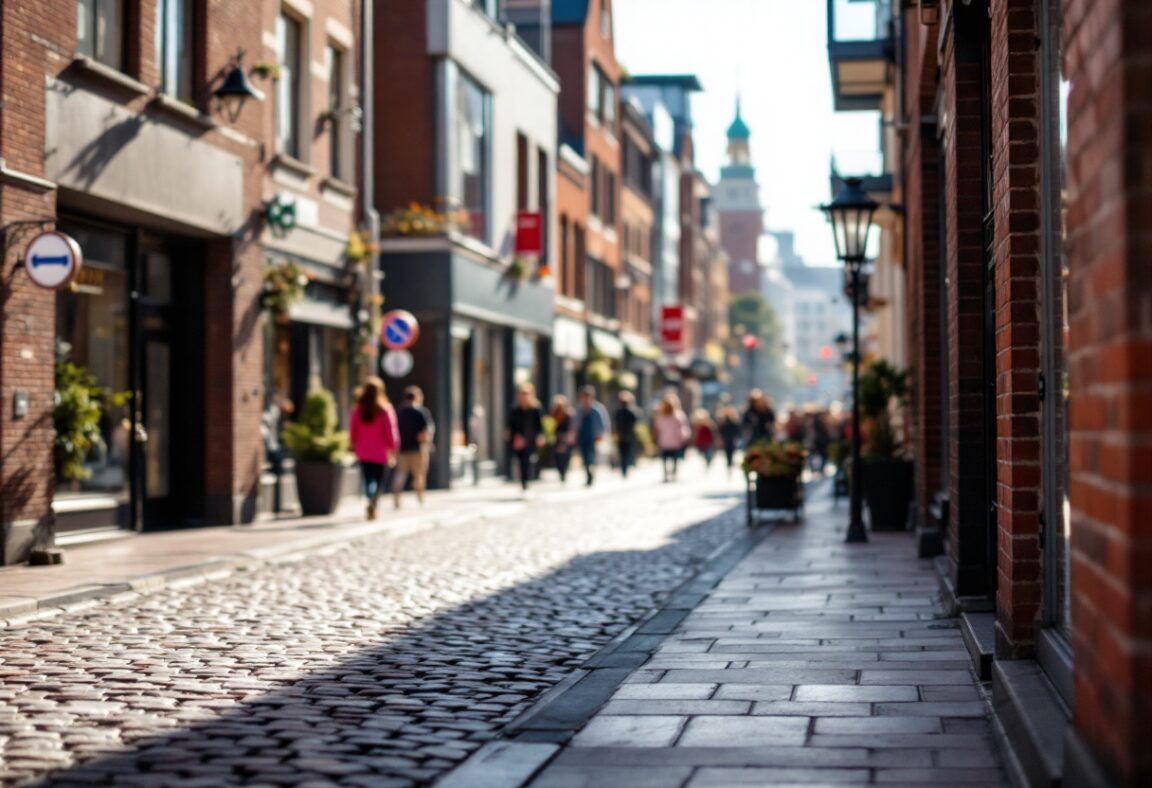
(157, 0, 194, 102)
(54, 225, 131, 508)
(76, 0, 124, 70)
(326, 44, 347, 180)
(454, 67, 490, 242)
(277, 11, 304, 159)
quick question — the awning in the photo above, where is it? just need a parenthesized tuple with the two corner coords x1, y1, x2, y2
(623, 334, 663, 361)
(288, 299, 355, 329)
(589, 328, 625, 360)
(553, 317, 588, 361)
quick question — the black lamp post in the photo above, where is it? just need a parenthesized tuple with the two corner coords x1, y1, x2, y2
(822, 177, 878, 544)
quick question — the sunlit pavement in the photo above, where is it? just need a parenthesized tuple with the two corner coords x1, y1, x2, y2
(473, 482, 1010, 787)
(0, 458, 750, 786)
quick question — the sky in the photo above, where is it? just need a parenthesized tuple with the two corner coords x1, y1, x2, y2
(614, 0, 881, 267)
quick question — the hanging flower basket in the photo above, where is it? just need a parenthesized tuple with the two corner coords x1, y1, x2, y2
(262, 259, 312, 321)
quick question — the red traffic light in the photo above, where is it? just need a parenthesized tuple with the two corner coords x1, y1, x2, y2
(742, 334, 760, 350)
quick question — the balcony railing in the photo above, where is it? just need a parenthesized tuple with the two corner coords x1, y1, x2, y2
(827, 0, 895, 112)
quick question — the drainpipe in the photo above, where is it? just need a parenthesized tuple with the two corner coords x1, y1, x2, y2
(360, 0, 381, 377)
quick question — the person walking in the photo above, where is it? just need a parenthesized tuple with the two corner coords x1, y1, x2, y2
(549, 395, 575, 483)
(741, 389, 777, 445)
(350, 377, 399, 521)
(614, 391, 644, 478)
(392, 385, 435, 510)
(506, 384, 545, 493)
(717, 405, 742, 474)
(693, 409, 718, 468)
(573, 386, 609, 487)
(653, 394, 691, 482)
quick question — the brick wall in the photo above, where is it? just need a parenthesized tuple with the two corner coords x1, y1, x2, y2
(1064, 0, 1152, 783)
(989, 0, 1044, 658)
(374, 1, 435, 213)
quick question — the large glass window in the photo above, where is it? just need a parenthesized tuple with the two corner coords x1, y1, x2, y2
(454, 68, 489, 242)
(1040, 0, 1071, 640)
(156, 0, 193, 101)
(277, 12, 303, 159)
(54, 223, 131, 507)
(76, 0, 123, 70)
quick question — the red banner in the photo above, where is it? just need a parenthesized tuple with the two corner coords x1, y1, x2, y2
(660, 305, 685, 354)
(514, 211, 543, 257)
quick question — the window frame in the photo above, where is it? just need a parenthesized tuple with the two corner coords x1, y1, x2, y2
(77, 0, 125, 71)
(450, 64, 491, 244)
(156, 0, 194, 102)
(276, 10, 306, 160)
(326, 43, 348, 180)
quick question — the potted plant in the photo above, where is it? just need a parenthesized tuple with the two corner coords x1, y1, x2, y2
(281, 386, 349, 515)
(262, 259, 311, 322)
(742, 439, 807, 513)
(859, 360, 914, 530)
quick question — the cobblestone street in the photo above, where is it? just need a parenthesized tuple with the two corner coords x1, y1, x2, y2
(0, 467, 747, 786)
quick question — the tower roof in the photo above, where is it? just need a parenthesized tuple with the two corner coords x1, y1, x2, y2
(727, 97, 750, 140)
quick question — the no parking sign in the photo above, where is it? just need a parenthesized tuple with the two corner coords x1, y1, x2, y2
(381, 310, 420, 350)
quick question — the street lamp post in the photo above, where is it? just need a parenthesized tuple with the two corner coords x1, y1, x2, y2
(822, 178, 878, 544)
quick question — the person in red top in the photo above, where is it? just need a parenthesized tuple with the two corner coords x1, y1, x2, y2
(693, 409, 718, 468)
(349, 377, 399, 521)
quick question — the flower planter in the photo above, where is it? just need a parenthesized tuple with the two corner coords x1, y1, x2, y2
(863, 458, 914, 530)
(755, 474, 801, 510)
(294, 460, 345, 516)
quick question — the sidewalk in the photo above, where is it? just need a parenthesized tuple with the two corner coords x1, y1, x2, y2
(0, 464, 668, 627)
(446, 484, 1010, 787)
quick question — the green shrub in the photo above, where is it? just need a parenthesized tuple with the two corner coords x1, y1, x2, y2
(54, 361, 105, 482)
(281, 387, 349, 462)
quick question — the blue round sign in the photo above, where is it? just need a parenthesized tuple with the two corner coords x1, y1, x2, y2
(380, 310, 420, 350)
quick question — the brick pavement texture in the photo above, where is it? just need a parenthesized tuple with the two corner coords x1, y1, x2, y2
(0, 466, 746, 786)
(526, 491, 1011, 787)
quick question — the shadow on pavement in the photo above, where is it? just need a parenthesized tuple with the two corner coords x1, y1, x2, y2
(24, 495, 749, 787)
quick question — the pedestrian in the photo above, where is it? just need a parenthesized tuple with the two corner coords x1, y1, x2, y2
(392, 385, 435, 509)
(741, 389, 776, 445)
(717, 405, 741, 474)
(614, 391, 644, 478)
(810, 409, 831, 474)
(350, 377, 399, 521)
(506, 383, 545, 493)
(693, 409, 717, 468)
(550, 395, 575, 483)
(653, 393, 691, 482)
(785, 408, 808, 444)
(573, 385, 609, 486)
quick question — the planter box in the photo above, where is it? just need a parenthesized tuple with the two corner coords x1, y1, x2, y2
(863, 458, 914, 531)
(294, 460, 345, 516)
(755, 475, 802, 511)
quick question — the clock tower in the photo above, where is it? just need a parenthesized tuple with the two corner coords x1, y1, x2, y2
(715, 98, 765, 295)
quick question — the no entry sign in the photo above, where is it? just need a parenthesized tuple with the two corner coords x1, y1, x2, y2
(24, 231, 83, 290)
(381, 309, 420, 350)
(660, 305, 685, 354)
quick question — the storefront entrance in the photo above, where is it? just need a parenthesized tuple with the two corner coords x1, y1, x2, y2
(54, 219, 205, 535)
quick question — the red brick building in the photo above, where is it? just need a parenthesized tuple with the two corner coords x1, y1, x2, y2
(551, 0, 625, 389)
(829, 0, 1152, 784)
(0, 0, 365, 562)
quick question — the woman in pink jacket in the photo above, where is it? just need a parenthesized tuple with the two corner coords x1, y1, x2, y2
(350, 377, 399, 521)
(653, 393, 691, 483)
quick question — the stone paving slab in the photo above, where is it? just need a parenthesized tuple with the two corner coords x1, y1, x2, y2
(507, 484, 1010, 786)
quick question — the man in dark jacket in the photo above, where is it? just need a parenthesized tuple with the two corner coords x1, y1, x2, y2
(614, 391, 644, 478)
(393, 386, 434, 508)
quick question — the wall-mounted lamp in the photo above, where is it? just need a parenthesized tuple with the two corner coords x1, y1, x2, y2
(214, 50, 265, 124)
